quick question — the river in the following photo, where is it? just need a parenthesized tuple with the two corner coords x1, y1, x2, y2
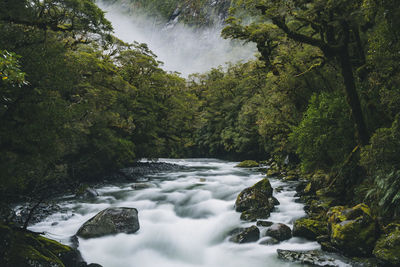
(29, 158, 345, 267)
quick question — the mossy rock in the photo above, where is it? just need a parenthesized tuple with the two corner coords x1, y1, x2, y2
(303, 182, 315, 195)
(236, 160, 259, 168)
(306, 198, 335, 220)
(327, 204, 378, 256)
(256, 220, 274, 227)
(240, 207, 271, 221)
(235, 178, 273, 212)
(373, 225, 400, 266)
(292, 218, 327, 240)
(0, 224, 85, 267)
(266, 168, 281, 177)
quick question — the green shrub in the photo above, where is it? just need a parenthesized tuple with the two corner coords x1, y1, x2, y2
(289, 91, 356, 172)
(361, 116, 400, 217)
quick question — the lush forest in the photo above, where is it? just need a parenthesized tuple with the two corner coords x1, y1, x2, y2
(1, 0, 400, 266)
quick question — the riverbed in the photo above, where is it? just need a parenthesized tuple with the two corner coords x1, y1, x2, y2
(29, 158, 346, 267)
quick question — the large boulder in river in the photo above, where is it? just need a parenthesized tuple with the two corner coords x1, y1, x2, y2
(266, 223, 292, 241)
(235, 178, 273, 212)
(373, 223, 400, 266)
(229, 226, 260, 243)
(77, 207, 139, 239)
(327, 203, 378, 256)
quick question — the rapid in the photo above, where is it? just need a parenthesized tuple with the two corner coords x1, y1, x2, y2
(28, 158, 346, 267)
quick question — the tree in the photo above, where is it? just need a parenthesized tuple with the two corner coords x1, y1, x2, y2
(223, 0, 373, 145)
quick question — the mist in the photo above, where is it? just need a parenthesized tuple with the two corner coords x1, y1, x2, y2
(97, 1, 256, 77)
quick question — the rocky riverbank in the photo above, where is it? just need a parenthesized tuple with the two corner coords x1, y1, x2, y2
(0, 223, 101, 267)
(0, 161, 183, 267)
(235, 159, 400, 266)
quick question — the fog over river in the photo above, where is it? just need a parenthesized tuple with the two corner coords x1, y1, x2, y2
(97, 2, 256, 77)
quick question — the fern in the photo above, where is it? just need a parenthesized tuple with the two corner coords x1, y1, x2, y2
(366, 170, 400, 217)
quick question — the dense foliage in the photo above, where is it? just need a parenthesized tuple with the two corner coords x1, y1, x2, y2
(0, 0, 196, 202)
(220, 0, 400, 219)
(1, 0, 400, 224)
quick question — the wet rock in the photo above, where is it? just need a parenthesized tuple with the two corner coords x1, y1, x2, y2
(266, 169, 281, 177)
(316, 235, 330, 243)
(14, 203, 61, 226)
(327, 203, 378, 256)
(131, 183, 156, 190)
(75, 185, 99, 199)
(256, 220, 274, 227)
(0, 223, 93, 267)
(229, 226, 260, 243)
(77, 207, 139, 239)
(235, 160, 259, 168)
(295, 181, 307, 196)
(270, 196, 280, 206)
(303, 182, 315, 195)
(320, 241, 340, 253)
(82, 187, 99, 198)
(283, 170, 300, 181)
(240, 207, 271, 221)
(306, 198, 336, 219)
(275, 186, 284, 193)
(373, 223, 400, 266)
(277, 249, 339, 266)
(259, 236, 279, 245)
(235, 178, 273, 212)
(117, 162, 184, 180)
(266, 223, 292, 241)
(293, 218, 327, 240)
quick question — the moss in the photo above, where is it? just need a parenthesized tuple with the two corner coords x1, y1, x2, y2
(304, 182, 313, 194)
(236, 160, 259, 168)
(327, 206, 346, 223)
(293, 218, 327, 240)
(0, 223, 81, 267)
(373, 228, 400, 265)
(327, 204, 377, 256)
(240, 207, 271, 221)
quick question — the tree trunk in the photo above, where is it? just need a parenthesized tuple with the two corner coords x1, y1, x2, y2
(338, 48, 369, 145)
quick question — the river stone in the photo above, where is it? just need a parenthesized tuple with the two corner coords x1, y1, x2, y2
(293, 218, 327, 240)
(259, 236, 280, 245)
(77, 207, 139, 239)
(235, 178, 273, 212)
(270, 196, 280, 206)
(76, 186, 99, 199)
(277, 249, 338, 267)
(256, 220, 274, 227)
(240, 207, 271, 221)
(327, 203, 377, 256)
(229, 226, 260, 243)
(266, 223, 292, 241)
(131, 183, 156, 190)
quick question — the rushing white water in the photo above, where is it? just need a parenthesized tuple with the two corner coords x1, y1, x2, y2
(29, 159, 347, 267)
